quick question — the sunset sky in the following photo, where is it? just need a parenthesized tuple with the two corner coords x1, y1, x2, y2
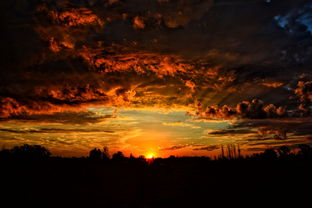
(0, 0, 311, 157)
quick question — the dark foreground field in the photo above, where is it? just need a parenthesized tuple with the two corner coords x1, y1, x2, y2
(1, 146, 312, 208)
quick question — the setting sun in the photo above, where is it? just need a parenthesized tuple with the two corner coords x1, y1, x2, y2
(146, 153, 155, 159)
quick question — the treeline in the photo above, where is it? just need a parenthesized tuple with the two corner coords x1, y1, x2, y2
(0, 144, 51, 160)
(0, 144, 312, 161)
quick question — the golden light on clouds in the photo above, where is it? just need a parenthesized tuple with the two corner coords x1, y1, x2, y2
(1, 106, 309, 158)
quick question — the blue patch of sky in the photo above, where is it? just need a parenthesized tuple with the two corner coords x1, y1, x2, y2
(274, 3, 312, 35)
(296, 13, 312, 34)
(274, 15, 289, 29)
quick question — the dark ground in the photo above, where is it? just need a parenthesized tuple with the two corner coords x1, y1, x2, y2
(1, 156, 311, 208)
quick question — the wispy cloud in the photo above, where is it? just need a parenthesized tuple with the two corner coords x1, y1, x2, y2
(162, 121, 201, 129)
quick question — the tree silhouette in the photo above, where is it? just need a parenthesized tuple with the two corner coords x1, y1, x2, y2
(277, 145, 291, 159)
(298, 144, 312, 160)
(112, 151, 125, 161)
(102, 146, 110, 160)
(10, 144, 51, 159)
(89, 148, 102, 160)
(261, 148, 278, 160)
(0, 149, 11, 159)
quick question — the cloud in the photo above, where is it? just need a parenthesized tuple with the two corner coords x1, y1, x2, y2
(262, 82, 284, 88)
(199, 118, 312, 149)
(231, 118, 312, 140)
(185, 80, 196, 92)
(158, 0, 214, 28)
(193, 145, 219, 151)
(0, 111, 115, 124)
(46, 6, 104, 27)
(162, 121, 200, 129)
(247, 139, 307, 147)
(207, 129, 256, 135)
(194, 99, 288, 120)
(1, 0, 312, 122)
(78, 46, 191, 77)
(0, 83, 136, 118)
(0, 127, 115, 134)
(161, 143, 221, 152)
(133, 16, 145, 29)
(0, 96, 82, 118)
(295, 81, 312, 115)
(160, 144, 190, 151)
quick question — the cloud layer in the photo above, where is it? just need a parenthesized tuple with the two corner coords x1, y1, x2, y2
(0, 0, 311, 120)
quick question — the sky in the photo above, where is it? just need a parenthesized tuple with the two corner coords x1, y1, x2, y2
(0, 0, 311, 157)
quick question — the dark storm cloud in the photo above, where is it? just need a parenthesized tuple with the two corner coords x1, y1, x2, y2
(193, 98, 288, 120)
(208, 129, 256, 135)
(199, 118, 311, 146)
(218, 118, 312, 140)
(0, 127, 115, 134)
(160, 144, 190, 151)
(0, 111, 115, 124)
(0, 0, 312, 118)
(193, 145, 219, 151)
(161, 144, 221, 152)
(201, 118, 312, 149)
(247, 139, 307, 146)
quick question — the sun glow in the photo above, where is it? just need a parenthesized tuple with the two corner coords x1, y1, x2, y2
(146, 153, 155, 159)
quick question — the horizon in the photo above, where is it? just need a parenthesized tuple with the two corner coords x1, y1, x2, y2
(1, 107, 310, 158)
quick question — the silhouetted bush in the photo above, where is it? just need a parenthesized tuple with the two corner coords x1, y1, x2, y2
(4, 144, 51, 160)
(259, 148, 278, 160)
(298, 144, 312, 160)
(89, 148, 102, 160)
(277, 145, 291, 159)
(0, 149, 11, 159)
(88, 146, 110, 160)
(112, 151, 125, 161)
(102, 146, 110, 160)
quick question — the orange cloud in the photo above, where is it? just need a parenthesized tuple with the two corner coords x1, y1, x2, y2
(185, 80, 196, 92)
(295, 81, 312, 115)
(262, 82, 284, 88)
(48, 8, 104, 27)
(0, 96, 84, 118)
(133, 16, 145, 29)
(79, 46, 191, 77)
(0, 83, 139, 118)
(295, 81, 312, 102)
